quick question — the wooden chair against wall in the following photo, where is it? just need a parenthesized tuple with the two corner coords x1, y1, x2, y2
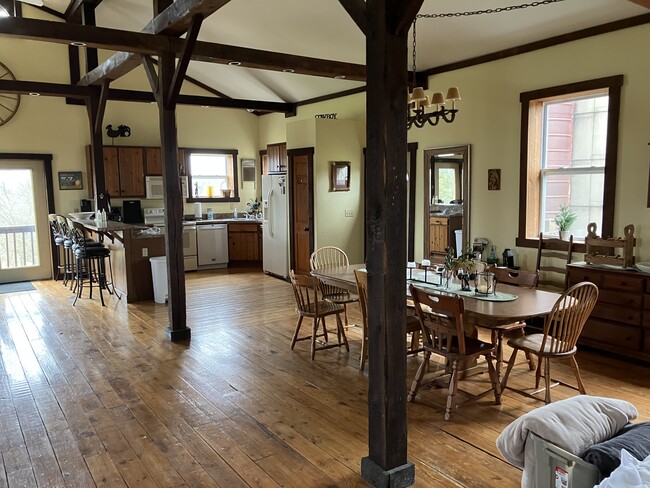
(355, 269, 421, 371)
(407, 285, 500, 420)
(310, 246, 359, 327)
(536, 233, 574, 291)
(289, 270, 349, 360)
(500, 281, 599, 404)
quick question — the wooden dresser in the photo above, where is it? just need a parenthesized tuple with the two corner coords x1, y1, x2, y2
(567, 263, 650, 361)
(429, 215, 462, 263)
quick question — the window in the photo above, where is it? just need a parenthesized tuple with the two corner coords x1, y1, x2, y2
(517, 76, 622, 246)
(186, 149, 239, 202)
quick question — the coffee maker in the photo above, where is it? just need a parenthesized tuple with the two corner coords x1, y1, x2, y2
(80, 199, 92, 212)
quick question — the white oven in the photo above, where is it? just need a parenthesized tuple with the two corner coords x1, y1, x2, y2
(146, 176, 189, 199)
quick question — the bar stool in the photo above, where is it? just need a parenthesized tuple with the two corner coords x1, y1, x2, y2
(49, 215, 66, 281)
(70, 227, 119, 306)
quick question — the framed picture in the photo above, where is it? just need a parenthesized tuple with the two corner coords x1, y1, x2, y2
(488, 168, 501, 191)
(330, 161, 350, 192)
(58, 171, 83, 190)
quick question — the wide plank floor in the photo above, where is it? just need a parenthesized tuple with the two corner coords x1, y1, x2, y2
(1, 268, 649, 487)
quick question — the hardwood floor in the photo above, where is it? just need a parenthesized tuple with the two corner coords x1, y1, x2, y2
(1, 268, 649, 487)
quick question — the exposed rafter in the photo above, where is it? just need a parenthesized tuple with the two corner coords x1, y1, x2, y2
(0, 18, 366, 85)
(628, 0, 650, 8)
(0, 79, 294, 113)
(338, 0, 367, 35)
(167, 13, 203, 108)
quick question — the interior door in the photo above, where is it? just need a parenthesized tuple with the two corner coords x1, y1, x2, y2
(0, 159, 51, 282)
(289, 149, 314, 275)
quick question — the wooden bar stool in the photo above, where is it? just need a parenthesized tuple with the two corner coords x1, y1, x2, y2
(70, 227, 119, 306)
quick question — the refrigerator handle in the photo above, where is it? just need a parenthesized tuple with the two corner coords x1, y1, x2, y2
(267, 188, 274, 237)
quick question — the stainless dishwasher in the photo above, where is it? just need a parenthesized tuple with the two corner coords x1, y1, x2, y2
(196, 223, 229, 269)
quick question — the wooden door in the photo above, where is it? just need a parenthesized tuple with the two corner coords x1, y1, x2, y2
(118, 147, 145, 197)
(289, 149, 313, 275)
(145, 147, 162, 175)
(103, 146, 121, 197)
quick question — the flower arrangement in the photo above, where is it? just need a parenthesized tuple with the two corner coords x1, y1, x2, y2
(247, 198, 261, 216)
(444, 246, 477, 291)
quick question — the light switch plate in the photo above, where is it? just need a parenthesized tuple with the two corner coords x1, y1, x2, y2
(142, 248, 148, 257)
(345, 209, 354, 217)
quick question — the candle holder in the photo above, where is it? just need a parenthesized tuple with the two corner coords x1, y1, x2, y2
(474, 271, 497, 296)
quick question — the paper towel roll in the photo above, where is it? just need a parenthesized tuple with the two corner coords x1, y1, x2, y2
(194, 202, 202, 219)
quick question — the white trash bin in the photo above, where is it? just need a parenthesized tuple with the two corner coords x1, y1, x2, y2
(455, 229, 463, 257)
(150, 256, 168, 304)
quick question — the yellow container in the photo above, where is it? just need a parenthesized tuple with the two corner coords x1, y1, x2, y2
(206, 185, 214, 198)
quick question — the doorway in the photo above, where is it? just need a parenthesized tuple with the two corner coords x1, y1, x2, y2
(288, 148, 314, 275)
(0, 154, 55, 283)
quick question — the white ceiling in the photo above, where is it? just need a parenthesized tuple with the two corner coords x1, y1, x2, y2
(36, 0, 650, 103)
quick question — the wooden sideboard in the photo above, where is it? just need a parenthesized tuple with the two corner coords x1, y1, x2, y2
(567, 263, 650, 361)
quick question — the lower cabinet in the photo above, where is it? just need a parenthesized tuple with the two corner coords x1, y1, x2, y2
(567, 263, 650, 361)
(429, 215, 462, 263)
(228, 223, 262, 262)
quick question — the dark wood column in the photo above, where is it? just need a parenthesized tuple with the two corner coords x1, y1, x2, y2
(81, 2, 99, 71)
(86, 87, 108, 212)
(158, 52, 190, 341)
(361, 0, 422, 486)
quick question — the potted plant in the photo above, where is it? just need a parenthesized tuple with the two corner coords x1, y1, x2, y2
(554, 205, 577, 240)
(444, 246, 477, 290)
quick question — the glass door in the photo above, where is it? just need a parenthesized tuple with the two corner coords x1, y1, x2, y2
(0, 160, 51, 283)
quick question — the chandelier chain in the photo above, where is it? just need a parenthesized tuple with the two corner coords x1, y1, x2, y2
(417, 0, 565, 20)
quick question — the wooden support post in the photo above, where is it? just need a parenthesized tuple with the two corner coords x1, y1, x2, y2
(361, 0, 422, 487)
(158, 52, 190, 341)
(81, 3, 99, 71)
(85, 87, 107, 212)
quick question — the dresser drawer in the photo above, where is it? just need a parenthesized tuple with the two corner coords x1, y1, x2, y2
(598, 289, 643, 309)
(581, 318, 642, 350)
(592, 303, 642, 326)
(602, 274, 644, 293)
(430, 217, 448, 226)
(567, 268, 603, 288)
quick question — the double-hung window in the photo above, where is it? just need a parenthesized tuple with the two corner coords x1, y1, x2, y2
(517, 76, 622, 246)
(186, 149, 239, 202)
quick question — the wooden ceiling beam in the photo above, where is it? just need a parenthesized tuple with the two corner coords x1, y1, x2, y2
(167, 13, 203, 108)
(0, 78, 294, 112)
(65, 0, 103, 21)
(0, 17, 367, 84)
(338, 0, 367, 35)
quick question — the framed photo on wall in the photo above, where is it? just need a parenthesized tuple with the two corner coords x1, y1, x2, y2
(330, 161, 350, 192)
(488, 168, 501, 191)
(58, 171, 83, 190)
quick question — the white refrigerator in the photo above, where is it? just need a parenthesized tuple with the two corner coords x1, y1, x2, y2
(262, 174, 289, 279)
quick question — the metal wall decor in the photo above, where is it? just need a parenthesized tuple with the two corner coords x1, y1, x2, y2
(0, 61, 20, 127)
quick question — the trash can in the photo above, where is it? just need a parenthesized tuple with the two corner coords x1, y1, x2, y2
(150, 256, 168, 304)
(455, 229, 463, 257)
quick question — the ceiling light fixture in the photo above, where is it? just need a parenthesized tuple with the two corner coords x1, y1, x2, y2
(282, 68, 295, 73)
(29, 92, 40, 96)
(334, 75, 346, 79)
(407, 19, 459, 130)
(70, 41, 87, 47)
(228, 61, 241, 66)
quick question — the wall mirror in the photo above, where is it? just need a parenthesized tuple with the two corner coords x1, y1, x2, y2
(423, 145, 470, 262)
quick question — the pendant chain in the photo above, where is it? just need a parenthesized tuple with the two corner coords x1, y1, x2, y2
(417, 0, 565, 20)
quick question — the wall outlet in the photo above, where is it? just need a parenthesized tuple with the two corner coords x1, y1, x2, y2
(345, 209, 354, 217)
(142, 248, 148, 257)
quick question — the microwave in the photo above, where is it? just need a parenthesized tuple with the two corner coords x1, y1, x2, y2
(146, 176, 189, 199)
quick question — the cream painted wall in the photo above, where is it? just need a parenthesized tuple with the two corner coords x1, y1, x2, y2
(262, 23, 650, 266)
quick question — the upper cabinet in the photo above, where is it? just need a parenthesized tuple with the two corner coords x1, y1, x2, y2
(145, 147, 162, 175)
(87, 145, 146, 198)
(265, 143, 287, 174)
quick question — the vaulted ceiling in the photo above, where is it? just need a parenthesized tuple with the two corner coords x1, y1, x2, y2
(3, 0, 650, 106)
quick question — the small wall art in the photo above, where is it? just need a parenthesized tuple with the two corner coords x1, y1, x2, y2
(58, 171, 83, 190)
(330, 161, 350, 192)
(488, 168, 501, 191)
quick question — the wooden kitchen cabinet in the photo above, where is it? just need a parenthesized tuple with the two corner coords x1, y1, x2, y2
(429, 215, 462, 262)
(567, 263, 650, 362)
(145, 147, 162, 175)
(87, 145, 145, 198)
(266, 143, 287, 174)
(228, 223, 262, 262)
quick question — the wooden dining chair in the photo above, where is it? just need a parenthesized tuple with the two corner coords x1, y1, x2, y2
(500, 281, 599, 404)
(289, 270, 349, 360)
(310, 246, 359, 328)
(536, 233, 574, 291)
(355, 269, 421, 371)
(479, 267, 539, 380)
(407, 284, 500, 420)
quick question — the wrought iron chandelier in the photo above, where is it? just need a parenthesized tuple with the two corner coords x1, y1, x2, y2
(407, 19, 460, 130)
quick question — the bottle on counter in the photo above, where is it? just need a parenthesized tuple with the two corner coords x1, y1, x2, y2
(487, 245, 498, 265)
(207, 208, 214, 220)
(234, 208, 238, 219)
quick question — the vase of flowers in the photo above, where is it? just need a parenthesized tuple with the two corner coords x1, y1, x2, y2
(247, 198, 261, 218)
(444, 246, 477, 291)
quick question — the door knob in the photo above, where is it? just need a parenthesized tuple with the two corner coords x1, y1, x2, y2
(303, 227, 310, 231)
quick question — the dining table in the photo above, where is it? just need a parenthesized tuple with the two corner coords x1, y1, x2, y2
(311, 263, 562, 382)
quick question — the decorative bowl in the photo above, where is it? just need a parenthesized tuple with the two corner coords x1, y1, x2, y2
(636, 262, 650, 274)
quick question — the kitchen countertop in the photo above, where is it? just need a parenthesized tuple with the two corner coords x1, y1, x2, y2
(189, 218, 262, 225)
